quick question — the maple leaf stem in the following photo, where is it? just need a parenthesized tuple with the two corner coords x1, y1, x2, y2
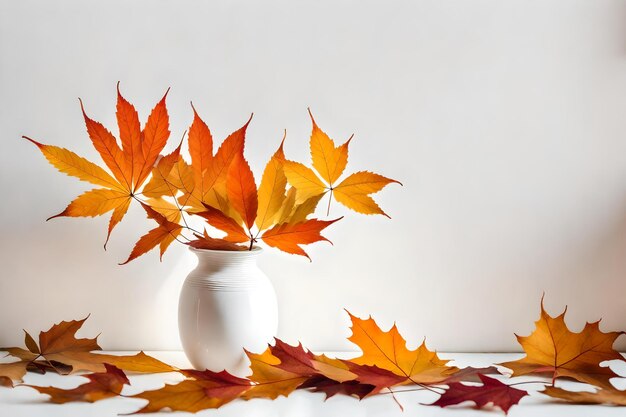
(387, 388, 404, 411)
(130, 194, 200, 244)
(507, 380, 550, 387)
(326, 189, 333, 216)
(42, 357, 62, 375)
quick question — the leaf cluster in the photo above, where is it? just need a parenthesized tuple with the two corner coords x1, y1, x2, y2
(24, 85, 401, 262)
(3, 297, 624, 414)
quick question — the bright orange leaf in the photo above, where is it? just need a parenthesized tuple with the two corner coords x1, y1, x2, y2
(260, 218, 341, 259)
(283, 110, 400, 216)
(347, 311, 458, 384)
(197, 205, 249, 243)
(499, 298, 624, 389)
(120, 204, 183, 264)
(226, 152, 258, 230)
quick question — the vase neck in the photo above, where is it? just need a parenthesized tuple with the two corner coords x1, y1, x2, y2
(191, 248, 261, 272)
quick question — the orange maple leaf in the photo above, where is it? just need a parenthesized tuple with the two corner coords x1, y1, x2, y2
(283, 110, 401, 217)
(346, 311, 458, 384)
(0, 317, 175, 384)
(23, 84, 171, 248)
(120, 204, 183, 265)
(499, 298, 624, 389)
(260, 217, 341, 259)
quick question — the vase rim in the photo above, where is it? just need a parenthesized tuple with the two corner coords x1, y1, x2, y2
(188, 246, 263, 255)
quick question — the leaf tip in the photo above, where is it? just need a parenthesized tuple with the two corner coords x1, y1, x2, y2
(21, 135, 43, 148)
(46, 211, 66, 221)
(307, 107, 316, 125)
(161, 87, 171, 101)
(244, 112, 254, 128)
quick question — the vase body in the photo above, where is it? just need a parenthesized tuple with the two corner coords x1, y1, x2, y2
(178, 247, 278, 375)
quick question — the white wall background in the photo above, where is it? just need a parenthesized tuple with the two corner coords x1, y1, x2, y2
(2, 0, 626, 352)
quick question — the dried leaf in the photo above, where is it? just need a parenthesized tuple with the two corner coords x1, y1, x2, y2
(334, 171, 401, 218)
(499, 298, 624, 389)
(28, 364, 129, 404)
(347, 311, 458, 384)
(226, 152, 257, 230)
(131, 369, 251, 413)
(197, 205, 249, 243)
(116, 83, 143, 187)
(260, 218, 341, 259)
(256, 138, 287, 231)
(308, 109, 351, 185)
(120, 204, 182, 264)
(543, 385, 626, 405)
(188, 232, 248, 251)
(282, 110, 399, 216)
(2, 317, 175, 383)
(428, 374, 528, 415)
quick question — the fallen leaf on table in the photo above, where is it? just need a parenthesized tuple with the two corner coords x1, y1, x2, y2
(28, 364, 129, 404)
(243, 339, 356, 400)
(299, 376, 375, 399)
(0, 377, 12, 388)
(344, 362, 407, 395)
(131, 369, 251, 413)
(499, 297, 624, 389)
(442, 366, 502, 384)
(346, 311, 458, 384)
(243, 347, 308, 400)
(428, 374, 528, 414)
(543, 385, 626, 405)
(1, 316, 175, 384)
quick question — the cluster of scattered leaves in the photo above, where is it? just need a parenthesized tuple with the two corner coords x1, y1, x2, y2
(0, 316, 175, 389)
(2, 297, 625, 414)
(23, 85, 400, 262)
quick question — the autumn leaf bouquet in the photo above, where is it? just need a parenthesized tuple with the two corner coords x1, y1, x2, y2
(23, 85, 400, 263)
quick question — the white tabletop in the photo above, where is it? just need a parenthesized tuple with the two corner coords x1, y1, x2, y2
(1, 352, 624, 416)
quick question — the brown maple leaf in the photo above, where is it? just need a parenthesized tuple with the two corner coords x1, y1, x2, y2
(499, 298, 624, 389)
(28, 364, 129, 404)
(543, 385, 626, 406)
(0, 317, 175, 384)
(131, 369, 252, 413)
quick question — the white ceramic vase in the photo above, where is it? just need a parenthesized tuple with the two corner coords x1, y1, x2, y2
(178, 247, 278, 376)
